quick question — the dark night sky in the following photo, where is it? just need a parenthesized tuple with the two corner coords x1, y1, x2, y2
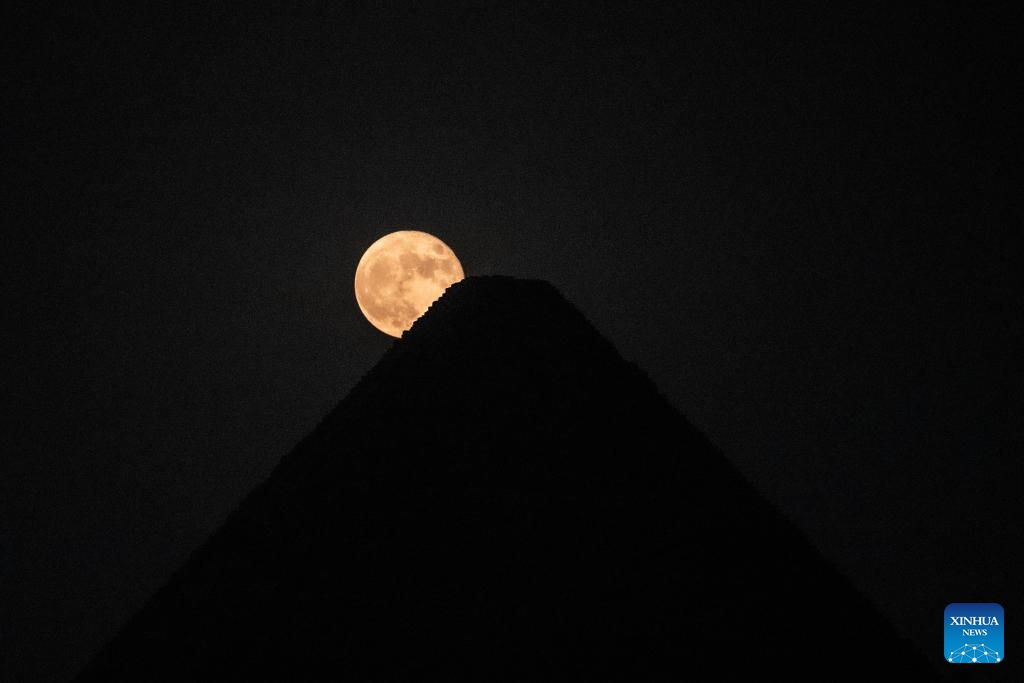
(3, 4, 1021, 681)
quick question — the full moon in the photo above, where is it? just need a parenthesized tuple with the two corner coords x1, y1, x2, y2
(354, 230, 465, 338)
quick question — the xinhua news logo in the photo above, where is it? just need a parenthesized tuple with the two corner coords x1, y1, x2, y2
(945, 603, 1003, 664)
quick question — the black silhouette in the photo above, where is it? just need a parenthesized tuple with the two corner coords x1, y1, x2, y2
(73, 276, 938, 681)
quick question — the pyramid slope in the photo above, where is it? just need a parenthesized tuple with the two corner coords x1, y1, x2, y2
(74, 276, 937, 681)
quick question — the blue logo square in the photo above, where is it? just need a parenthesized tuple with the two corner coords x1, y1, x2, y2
(945, 603, 1003, 664)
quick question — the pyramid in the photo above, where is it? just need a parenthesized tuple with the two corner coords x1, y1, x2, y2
(74, 276, 938, 680)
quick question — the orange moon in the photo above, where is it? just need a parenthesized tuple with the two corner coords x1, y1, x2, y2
(354, 230, 465, 338)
